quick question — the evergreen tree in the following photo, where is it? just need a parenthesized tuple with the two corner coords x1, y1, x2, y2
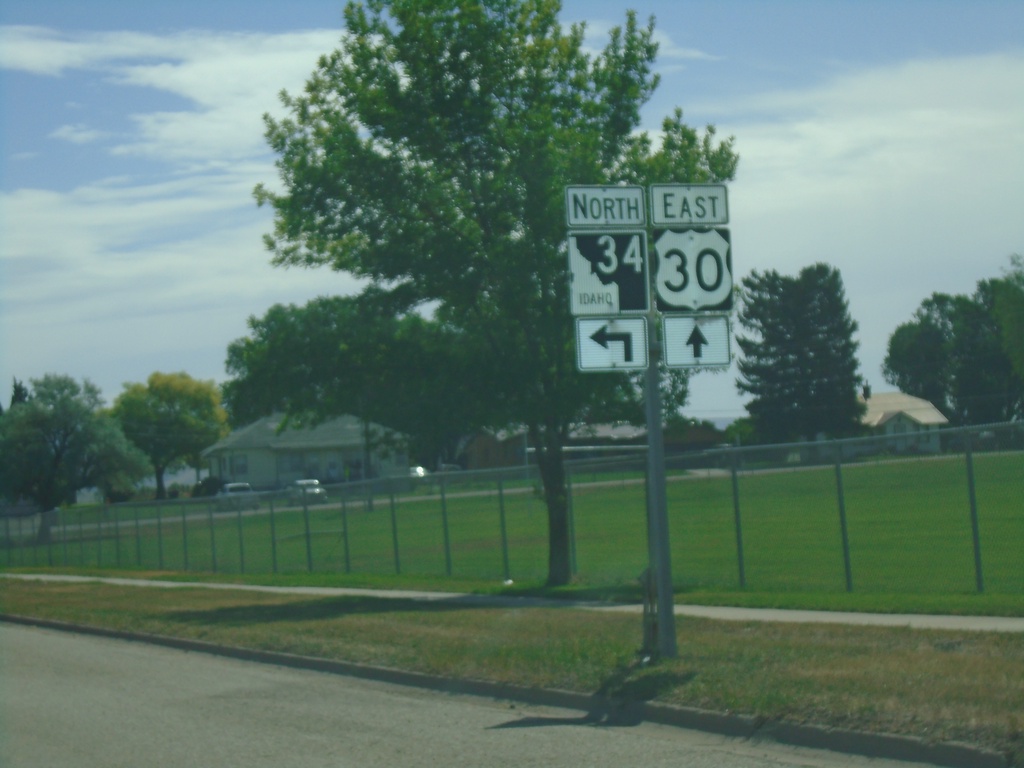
(736, 264, 864, 443)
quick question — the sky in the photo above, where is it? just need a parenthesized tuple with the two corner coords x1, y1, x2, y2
(2, 0, 1023, 425)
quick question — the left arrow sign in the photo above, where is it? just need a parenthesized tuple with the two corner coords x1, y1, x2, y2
(590, 325, 634, 361)
(576, 317, 648, 371)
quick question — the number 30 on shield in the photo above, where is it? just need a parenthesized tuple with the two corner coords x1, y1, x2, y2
(652, 228, 732, 311)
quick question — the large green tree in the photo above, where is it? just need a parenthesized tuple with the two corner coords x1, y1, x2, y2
(254, 0, 738, 584)
(884, 275, 1023, 424)
(224, 290, 499, 467)
(0, 375, 149, 538)
(736, 264, 864, 443)
(993, 254, 1024, 381)
(112, 372, 229, 499)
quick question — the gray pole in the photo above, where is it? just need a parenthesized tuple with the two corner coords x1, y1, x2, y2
(644, 317, 678, 659)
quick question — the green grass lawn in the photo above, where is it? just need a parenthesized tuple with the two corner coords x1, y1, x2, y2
(2, 579, 1022, 762)
(5, 452, 1022, 604)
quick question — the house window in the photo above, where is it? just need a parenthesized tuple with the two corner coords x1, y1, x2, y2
(288, 454, 304, 472)
(231, 454, 248, 476)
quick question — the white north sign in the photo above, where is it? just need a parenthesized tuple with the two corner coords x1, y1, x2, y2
(650, 184, 729, 227)
(565, 185, 645, 228)
(576, 317, 648, 371)
(663, 314, 731, 368)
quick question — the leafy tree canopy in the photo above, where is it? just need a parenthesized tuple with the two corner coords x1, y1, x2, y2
(252, 0, 738, 584)
(736, 264, 864, 443)
(884, 266, 1024, 424)
(0, 375, 149, 533)
(224, 290, 505, 466)
(993, 254, 1024, 381)
(112, 372, 229, 499)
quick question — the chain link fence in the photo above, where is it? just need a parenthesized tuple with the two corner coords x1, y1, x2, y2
(4, 422, 1022, 594)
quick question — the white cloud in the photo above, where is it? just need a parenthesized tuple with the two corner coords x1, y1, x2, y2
(50, 123, 110, 144)
(2, 25, 340, 166)
(684, 51, 1024, 414)
(3, 21, 1022, 419)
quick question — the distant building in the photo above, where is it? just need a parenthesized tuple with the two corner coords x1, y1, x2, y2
(860, 390, 948, 453)
(202, 414, 408, 489)
(464, 423, 649, 470)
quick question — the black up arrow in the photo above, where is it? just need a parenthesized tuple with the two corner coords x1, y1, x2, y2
(686, 325, 708, 358)
(591, 325, 634, 362)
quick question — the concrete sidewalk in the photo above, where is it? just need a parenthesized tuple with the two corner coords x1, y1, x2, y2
(4, 573, 1023, 633)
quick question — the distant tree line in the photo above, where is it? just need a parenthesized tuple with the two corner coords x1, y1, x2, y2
(0, 372, 228, 540)
(883, 254, 1024, 425)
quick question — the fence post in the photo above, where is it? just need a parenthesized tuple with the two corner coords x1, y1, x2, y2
(181, 507, 189, 572)
(156, 506, 164, 570)
(730, 446, 746, 589)
(964, 431, 985, 593)
(268, 498, 278, 574)
(96, 507, 104, 569)
(440, 474, 452, 577)
(61, 512, 68, 566)
(567, 474, 577, 577)
(341, 497, 351, 574)
(302, 497, 313, 573)
(389, 487, 401, 575)
(113, 509, 120, 568)
(46, 512, 54, 567)
(134, 507, 142, 567)
(236, 506, 246, 574)
(208, 503, 218, 573)
(834, 442, 853, 592)
(96, 508, 104, 567)
(498, 479, 511, 583)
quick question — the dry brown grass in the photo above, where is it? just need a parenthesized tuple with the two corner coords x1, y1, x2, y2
(2, 579, 1022, 762)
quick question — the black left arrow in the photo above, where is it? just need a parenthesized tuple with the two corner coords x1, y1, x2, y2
(591, 325, 634, 362)
(686, 325, 708, 358)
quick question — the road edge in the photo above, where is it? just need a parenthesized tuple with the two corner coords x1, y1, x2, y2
(1, 613, 1010, 768)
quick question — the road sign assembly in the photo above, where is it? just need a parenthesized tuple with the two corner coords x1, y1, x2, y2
(563, 182, 734, 661)
(575, 318, 648, 371)
(663, 314, 731, 367)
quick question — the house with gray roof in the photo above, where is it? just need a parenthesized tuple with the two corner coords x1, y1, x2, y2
(860, 391, 948, 453)
(201, 414, 408, 490)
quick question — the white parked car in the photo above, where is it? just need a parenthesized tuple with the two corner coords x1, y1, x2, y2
(289, 478, 329, 504)
(216, 482, 260, 511)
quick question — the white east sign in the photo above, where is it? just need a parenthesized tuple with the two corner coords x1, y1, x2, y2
(650, 184, 729, 226)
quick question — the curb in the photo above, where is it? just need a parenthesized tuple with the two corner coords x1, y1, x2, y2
(1, 613, 1011, 768)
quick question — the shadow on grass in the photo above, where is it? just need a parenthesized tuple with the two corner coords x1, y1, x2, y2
(163, 594, 531, 627)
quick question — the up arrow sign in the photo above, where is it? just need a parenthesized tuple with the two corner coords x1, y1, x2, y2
(663, 314, 731, 368)
(686, 325, 709, 359)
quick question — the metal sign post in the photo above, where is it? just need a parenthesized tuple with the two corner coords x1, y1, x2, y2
(643, 311, 678, 659)
(566, 183, 733, 662)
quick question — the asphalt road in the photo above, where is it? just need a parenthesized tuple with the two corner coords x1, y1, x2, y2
(0, 624, 931, 768)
